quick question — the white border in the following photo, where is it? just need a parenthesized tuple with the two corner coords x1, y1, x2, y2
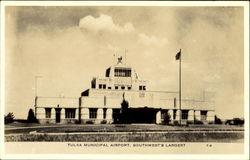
(0, 1, 249, 160)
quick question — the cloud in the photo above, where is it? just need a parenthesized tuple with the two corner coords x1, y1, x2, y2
(79, 14, 167, 48)
(79, 14, 135, 34)
(138, 33, 167, 47)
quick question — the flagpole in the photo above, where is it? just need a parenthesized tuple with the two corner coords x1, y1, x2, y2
(179, 49, 182, 126)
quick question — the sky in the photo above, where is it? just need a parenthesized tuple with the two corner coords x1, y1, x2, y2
(4, 6, 244, 119)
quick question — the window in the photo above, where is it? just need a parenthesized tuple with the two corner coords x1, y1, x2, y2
(91, 78, 96, 89)
(98, 84, 106, 89)
(115, 86, 118, 90)
(114, 68, 132, 77)
(128, 86, 131, 90)
(201, 111, 208, 120)
(65, 108, 76, 119)
(108, 87, 112, 89)
(45, 108, 51, 118)
(121, 86, 125, 90)
(104, 96, 106, 106)
(174, 98, 176, 108)
(143, 86, 146, 90)
(181, 110, 189, 120)
(89, 108, 97, 119)
(139, 86, 143, 90)
(103, 108, 107, 119)
(105, 68, 111, 77)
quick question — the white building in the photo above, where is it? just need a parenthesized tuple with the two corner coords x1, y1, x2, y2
(35, 58, 215, 124)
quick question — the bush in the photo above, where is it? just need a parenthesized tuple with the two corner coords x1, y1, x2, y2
(119, 98, 130, 124)
(4, 112, 15, 124)
(208, 121, 214, 124)
(233, 118, 244, 125)
(214, 115, 222, 124)
(194, 120, 203, 124)
(225, 118, 244, 125)
(187, 121, 194, 124)
(27, 109, 38, 123)
(101, 120, 107, 124)
(161, 112, 171, 125)
(86, 120, 94, 124)
(173, 121, 179, 125)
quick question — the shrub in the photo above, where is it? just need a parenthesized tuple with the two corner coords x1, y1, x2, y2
(187, 120, 194, 124)
(194, 120, 203, 124)
(173, 121, 179, 125)
(4, 112, 15, 124)
(86, 120, 94, 124)
(119, 97, 130, 124)
(101, 120, 107, 124)
(27, 109, 38, 123)
(233, 118, 244, 125)
(161, 112, 171, 125)
(214, 115, 222, 124)
(208, 121, 214, 124)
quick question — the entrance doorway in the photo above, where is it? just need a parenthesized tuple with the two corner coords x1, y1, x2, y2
(129, 107, 158, 123)
(55, 108, 61, 123)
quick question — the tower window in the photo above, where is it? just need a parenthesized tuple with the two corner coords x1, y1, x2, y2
(99, 84, 102, 89)
(103, 84, 106, 89)
(128, 86, 131, 90)
(114, 68, 131, 77)
(115, 86, 118, 90)
(121, 86, 125, 90)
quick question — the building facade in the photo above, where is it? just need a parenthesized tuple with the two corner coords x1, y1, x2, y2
(35, 58, 215, 124)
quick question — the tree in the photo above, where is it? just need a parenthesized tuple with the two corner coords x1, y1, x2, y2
(214, 115, 222, 124)
(118, 92, 130, 124)
(27, 109, 38, 123)
(4, 112, 15, 124)
(119, 99, 130, 124)
(162, 112, 171, 125)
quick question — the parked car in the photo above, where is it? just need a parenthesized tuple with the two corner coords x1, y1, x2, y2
(225, 118, 244, 125)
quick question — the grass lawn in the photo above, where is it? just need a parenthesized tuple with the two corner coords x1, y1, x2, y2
(5, 122, 244, 142)
(5, 132, 244, 142)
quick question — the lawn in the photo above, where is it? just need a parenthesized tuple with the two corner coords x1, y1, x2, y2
(5, 123, 244, 142)
(5, 132, 244, 142)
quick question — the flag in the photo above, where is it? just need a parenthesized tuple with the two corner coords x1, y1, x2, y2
(175, 49, 181, 60)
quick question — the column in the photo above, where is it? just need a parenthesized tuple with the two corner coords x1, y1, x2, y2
(175, 110, 180, 123)
(207, 111, 214, 121)
(156, 110, 161, 124)
(97, 108, 104, 120)
(75, 108, 79, 120)
(168, 110, 174, 124)
(61, 108, 65, 119)
(36, 107, 45, 119)
(188, 110, 194, 121)
(81, 108, 89, 120)
(106, 108, 113, 124)
(51, 108, 56, 120)
(194, 110, 201, 121)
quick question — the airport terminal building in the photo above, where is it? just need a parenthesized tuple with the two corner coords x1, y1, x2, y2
(35, 58, 215, 124)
